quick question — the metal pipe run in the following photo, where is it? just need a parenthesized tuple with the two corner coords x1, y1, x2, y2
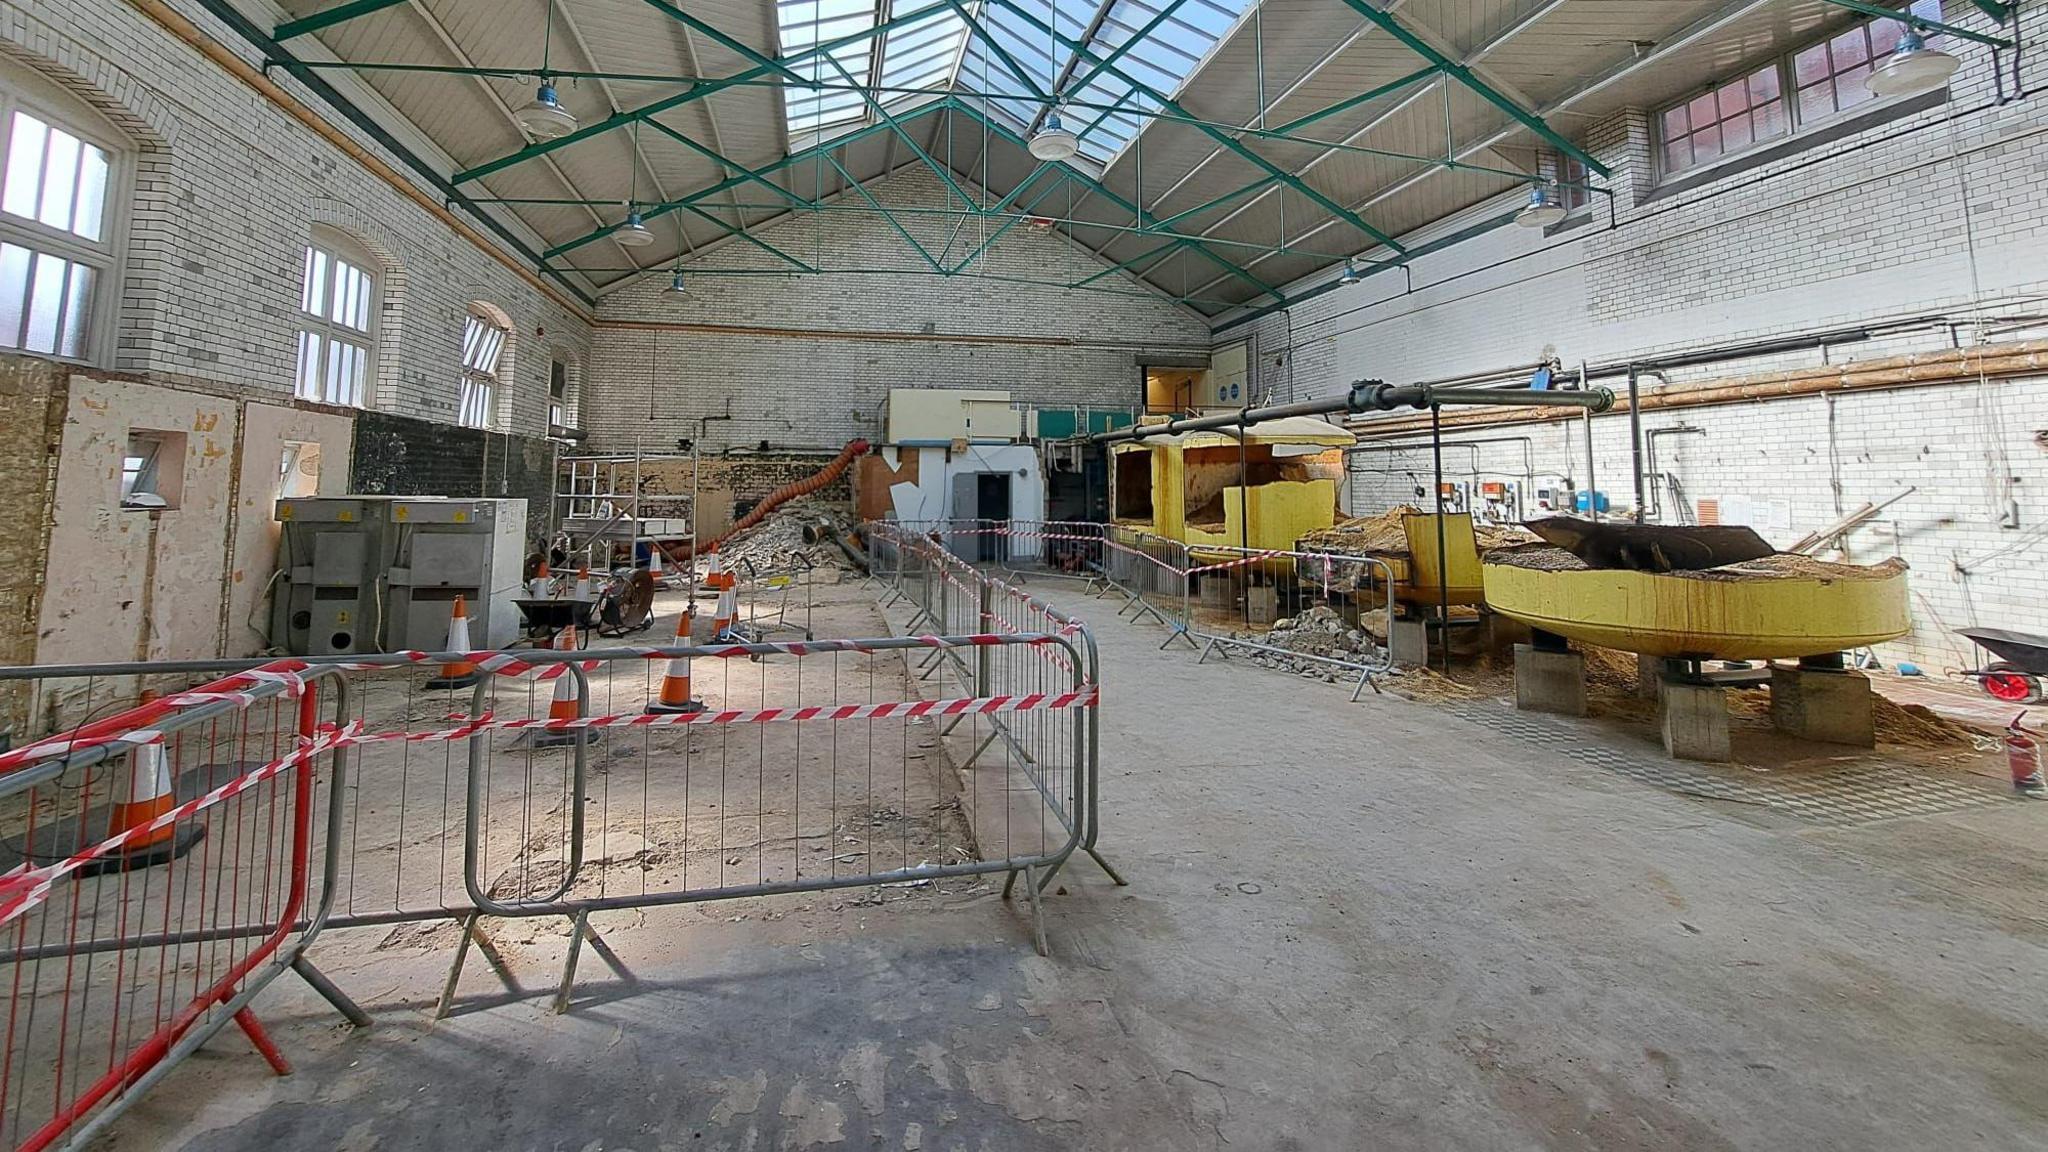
(1089, 379, 1614, 444)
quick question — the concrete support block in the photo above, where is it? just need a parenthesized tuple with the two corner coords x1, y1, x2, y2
(1513, 644, 1586, 716)
(1198, 577, 1234, 611)
(1486, 614, 1531, 658)
(1636, 653, 1663, 700)
(1770, 665, 1875, 747)
(1245, 586, 1279, 628)
(1391, 618, 1430, 668)
(1660, 681, 1730, 762)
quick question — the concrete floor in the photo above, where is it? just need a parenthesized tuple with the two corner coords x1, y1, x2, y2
(107, 581, 2048, 1151)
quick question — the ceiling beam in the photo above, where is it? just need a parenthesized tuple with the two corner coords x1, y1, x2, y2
(453, 6, 942, 185)
(1187, 0, 1784, 303)
(273, 0, 409, 40)
(1332, 0, 1608, 177)
(633, 0, 809, 82)
(545, 108, 927, 259)
(982, 0, 1407, 253)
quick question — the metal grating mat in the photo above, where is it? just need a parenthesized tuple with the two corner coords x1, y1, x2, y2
(1448, 703, 2006, 827)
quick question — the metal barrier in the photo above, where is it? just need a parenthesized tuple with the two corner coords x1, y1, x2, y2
(886, 519, 1107, 584)
(0, 664, 363, 1152)
(1183, 545, 1398, 701)
(865, 524, 1123, 890)
(865, 519, 1398, 697)
(1098, 528, 1196, 650)
(728, 553, 819, 640)
(0, 610, 1103, 1146)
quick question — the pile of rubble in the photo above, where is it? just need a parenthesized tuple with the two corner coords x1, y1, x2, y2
(710, 497, 858, 574)
(1219, 606, 1387, 680)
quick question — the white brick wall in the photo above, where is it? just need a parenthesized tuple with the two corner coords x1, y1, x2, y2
(586, 166, 1211, 452)
(6, 0, 591, 434)
(1232, 1, 2048, 670)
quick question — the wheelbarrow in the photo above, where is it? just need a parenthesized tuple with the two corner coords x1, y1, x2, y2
(514, 597, 601, 649)
(1958, 627, 2048, 705)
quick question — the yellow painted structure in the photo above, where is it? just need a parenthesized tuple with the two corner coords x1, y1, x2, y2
(1482, 560, 1910, 659)
(1392, 513, 1486, 606)
(1110, 418, 1350, 555)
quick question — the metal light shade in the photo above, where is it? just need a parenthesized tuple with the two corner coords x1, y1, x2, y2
(615, 210, 655, 248)
(517, 82, 577, 141)
(1028, 114, 1080, 162)
(1516, 183, 1568, 229)
(1337, 259, 1362, 285)
(1867, 30, 1959, 98)
(668, 268, 687, 293)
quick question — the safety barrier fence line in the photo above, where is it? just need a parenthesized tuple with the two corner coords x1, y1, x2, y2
(875, 519, 1399, 698)
(0, 633, 1074, 772)
(1, 609, 1100, 1150)
(862, 523, 1124, 891)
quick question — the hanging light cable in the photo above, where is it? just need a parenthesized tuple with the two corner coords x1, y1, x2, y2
(516, 1, 578, 141)
(615, 121, 655, 247)
(1867, 24, 1960, 98)
(1029, 0, 1080, 162)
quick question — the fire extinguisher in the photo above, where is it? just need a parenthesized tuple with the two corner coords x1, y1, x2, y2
(2007, 714, 2045, 797)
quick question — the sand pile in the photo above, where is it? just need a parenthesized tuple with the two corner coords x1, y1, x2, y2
(1487, 545, 1907, 582)
(1301, 506, 1534, 554)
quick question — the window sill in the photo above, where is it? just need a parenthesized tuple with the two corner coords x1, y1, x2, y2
(1644, 88, 1946, 205)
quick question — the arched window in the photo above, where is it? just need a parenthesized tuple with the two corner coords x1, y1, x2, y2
(458, 302, 511, 430)
(294, 225, 378, 407)
(0, 63, 128, 363)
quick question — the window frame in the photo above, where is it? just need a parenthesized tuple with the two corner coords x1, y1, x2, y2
(458, 305, 509, 431)
(293, 226, 380, 409)
(1654, 0, 1944, 183)
(548, 353, 576, 432)
(0, 62, 130, 366)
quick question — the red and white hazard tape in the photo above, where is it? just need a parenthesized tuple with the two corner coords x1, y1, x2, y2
(1184, 550, 1288, 576)
(0, 634, 1073, 771)
(0, 723, 353, 925)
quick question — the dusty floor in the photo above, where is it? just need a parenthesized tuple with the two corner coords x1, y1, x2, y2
(99, 575, 2048, 1151)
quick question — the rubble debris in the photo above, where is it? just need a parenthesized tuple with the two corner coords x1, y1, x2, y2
(706, 497, 858, 574)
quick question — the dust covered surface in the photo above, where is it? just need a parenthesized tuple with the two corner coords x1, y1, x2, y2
(1486, 544, 1908, 582)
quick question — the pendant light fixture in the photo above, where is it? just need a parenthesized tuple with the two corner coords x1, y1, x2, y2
(1336, 258, 1362, 285)
(1028, 1, 1080, 162)
(1867, 26, 1960, 98)
(615, 122, 655, 247)
(667, 266, 687, 294)
(516, 2, 578, 141)
(1516, 182, 1567, 229)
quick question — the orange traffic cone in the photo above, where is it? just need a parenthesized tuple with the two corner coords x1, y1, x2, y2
(646, 607, 704, 714)
(527, 559, 552, 600)
(99, 690, 204, 871)
(530, 623, 588, 748)
(109, 690, 175, 850)
(710, 585, 738, 639)
(426, 595, 481, 689)
(705, 550, 735, 591)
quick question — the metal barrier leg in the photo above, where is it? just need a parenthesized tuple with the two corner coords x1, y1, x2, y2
(234, 1008, 292, 1076)
(1350, 666, 1381, 702)
(1020, 865, 1049, 957)
(1084, 848, 1128, 886)
(292, 955, 372, 1029)
(1159, 623, 1198, 651)
(436, 913, 524, 1019)
(1197, 636, 1224, 664)
(553, 911, 589, 1015)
